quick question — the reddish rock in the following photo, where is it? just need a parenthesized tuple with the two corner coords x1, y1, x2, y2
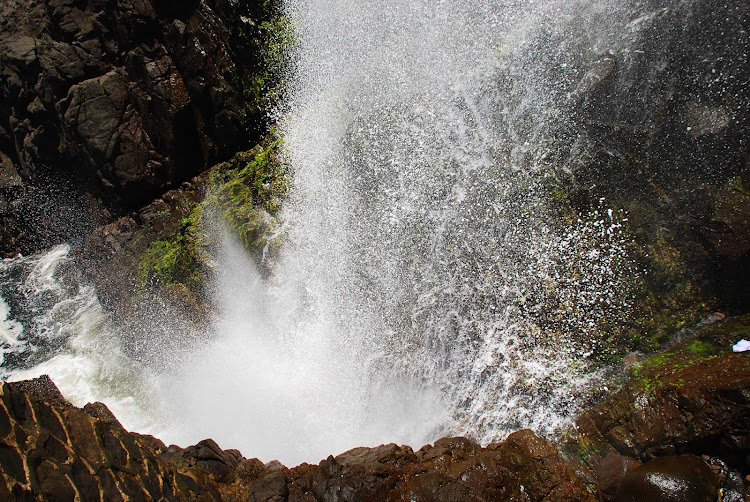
(614, 455, 719, 502)
(0, 377, 594, 502)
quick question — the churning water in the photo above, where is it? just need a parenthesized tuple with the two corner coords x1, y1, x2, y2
(0, 0, 652, 465)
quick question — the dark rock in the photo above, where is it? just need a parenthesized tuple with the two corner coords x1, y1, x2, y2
(36, 460, 77, 502)
(70, 458, 101, 501)
(249, 470, 290, 502)
(237, 458, 266, 481)
(83, 401, 124, 429)
(544, 0, 750, 348)
(614, 455, 719, 502)
(0, 444, 26, 483)
(594, 452, 642, 500)
(0, 401, 10, 438)
(576, 346, 750, 467)
(0, 0, 282, 256)
(10, 375, 72, 409)
(182, 438, 242, 482)
(0, 378, 594, 502)
(97, 422, 129, 469)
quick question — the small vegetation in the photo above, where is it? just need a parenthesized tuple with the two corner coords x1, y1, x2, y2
(138, 136, 288, 290)
(225, 0, 296, 136)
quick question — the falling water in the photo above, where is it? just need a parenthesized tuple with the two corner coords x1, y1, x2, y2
(0, 0, 655, 466)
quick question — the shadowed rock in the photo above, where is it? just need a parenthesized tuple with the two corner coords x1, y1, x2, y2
(614, 455, 719, 502)
(0, 0, 280, 256)
(0, 376, 593, 501)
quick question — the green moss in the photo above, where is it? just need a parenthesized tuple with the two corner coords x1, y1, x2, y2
(202, 136, 287, 254)
(137, 229, 203, 289)
(573, 435, 601, 463)
(225, 2, 296, 135)
(684, 339, 714, 355)
(629, 334, 725, 396)
(137, 136, 288, 289)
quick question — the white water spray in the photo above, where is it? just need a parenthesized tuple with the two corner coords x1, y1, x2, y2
(1, 0, 649, 467)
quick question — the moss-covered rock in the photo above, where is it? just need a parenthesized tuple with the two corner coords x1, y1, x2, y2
(537, 0, 750, 356)
(0, 0, 293, 257)
(76, 136, 288, 360)
(563, 314, 750, 496)
(136, 136, 287, 291)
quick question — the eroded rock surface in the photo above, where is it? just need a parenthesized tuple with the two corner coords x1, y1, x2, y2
(567, 315, 750, 500)
(0, 0, 281, 256)
(0, 376, 593, 501)
(4, 317, 750, 501)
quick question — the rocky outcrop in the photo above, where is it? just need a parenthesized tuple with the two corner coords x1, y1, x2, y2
(536, 0, 750, 352)
(565, 314, 750, 500)
(0, 0, 284, 256)
(73, 140, 286, 362)
(4, 317, 750, 501)
(0, 376, 593, 501)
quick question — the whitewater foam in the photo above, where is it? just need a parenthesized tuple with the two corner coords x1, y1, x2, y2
(0, 0, 648, 467)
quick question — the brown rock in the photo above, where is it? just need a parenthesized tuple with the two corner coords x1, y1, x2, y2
(576, 350, 750, 469)
(0, 0, 280, 256)
(594, 452, 642, 500)
(9, 375, 72, 409)
(83, 401, 124, 429)
(614, 455, 719, 502)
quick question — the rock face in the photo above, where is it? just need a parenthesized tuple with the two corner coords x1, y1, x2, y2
(3, 317, 750, 500)
(0, 0, 282, 256)
(574, 317, 750, 468)
(566, 314, 750, 500)
(539, 0, 750, 351)
(0, 376, 593, 502)
(0, 375, 246, 501)
(73, 141, 286, 362)
(614, 455, 719, 502)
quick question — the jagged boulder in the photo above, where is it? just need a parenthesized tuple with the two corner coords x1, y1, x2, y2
(0, 376, 594, 501)
(74, 139, 287, 362)
(613, 455, 719, 502)
(0, 0, 284, 256)
(565, 314, 750, 500)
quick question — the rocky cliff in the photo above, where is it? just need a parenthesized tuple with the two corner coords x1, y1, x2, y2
(0, 376, 594, 501)
(550, 0, 750, 351)
(2, 315, 750, 501)
(0, 0, 285, 257)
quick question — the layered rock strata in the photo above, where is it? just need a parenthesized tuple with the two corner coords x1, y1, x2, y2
(2, 316, 750, 501)
(0, 376, 593, 501)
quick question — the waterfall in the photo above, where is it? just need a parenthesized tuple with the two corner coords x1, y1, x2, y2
(0, 0, 650, 466)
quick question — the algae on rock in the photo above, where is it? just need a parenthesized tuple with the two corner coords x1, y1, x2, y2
(137, 136, 288, 294)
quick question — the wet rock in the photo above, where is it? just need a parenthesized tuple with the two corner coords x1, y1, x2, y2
(549, 0, 750, 344)
(614, 455, 719, 502)
(570, 55, 616, 104)
(0, 377, 595, 502)
(0, 0, 281, 256)
(83, 401, 124, 429)
(0, 152, 22, 189)
(594, 452, 642, 500)
(574, 316, 750, 471)
(10, 375, 72, 409)
(182, 439, 243, 482)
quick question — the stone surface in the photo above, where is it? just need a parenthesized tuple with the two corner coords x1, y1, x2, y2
(614, 455, 719, 502)
(72, 141, 286, 363)
(0, 376, 593, 502)
(593, 452, 642, 500)
(566, 314, 750, 499)
(4, 317, 750, 500)
(0, 0, 281, 256)
(542, 0, 750, 351)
